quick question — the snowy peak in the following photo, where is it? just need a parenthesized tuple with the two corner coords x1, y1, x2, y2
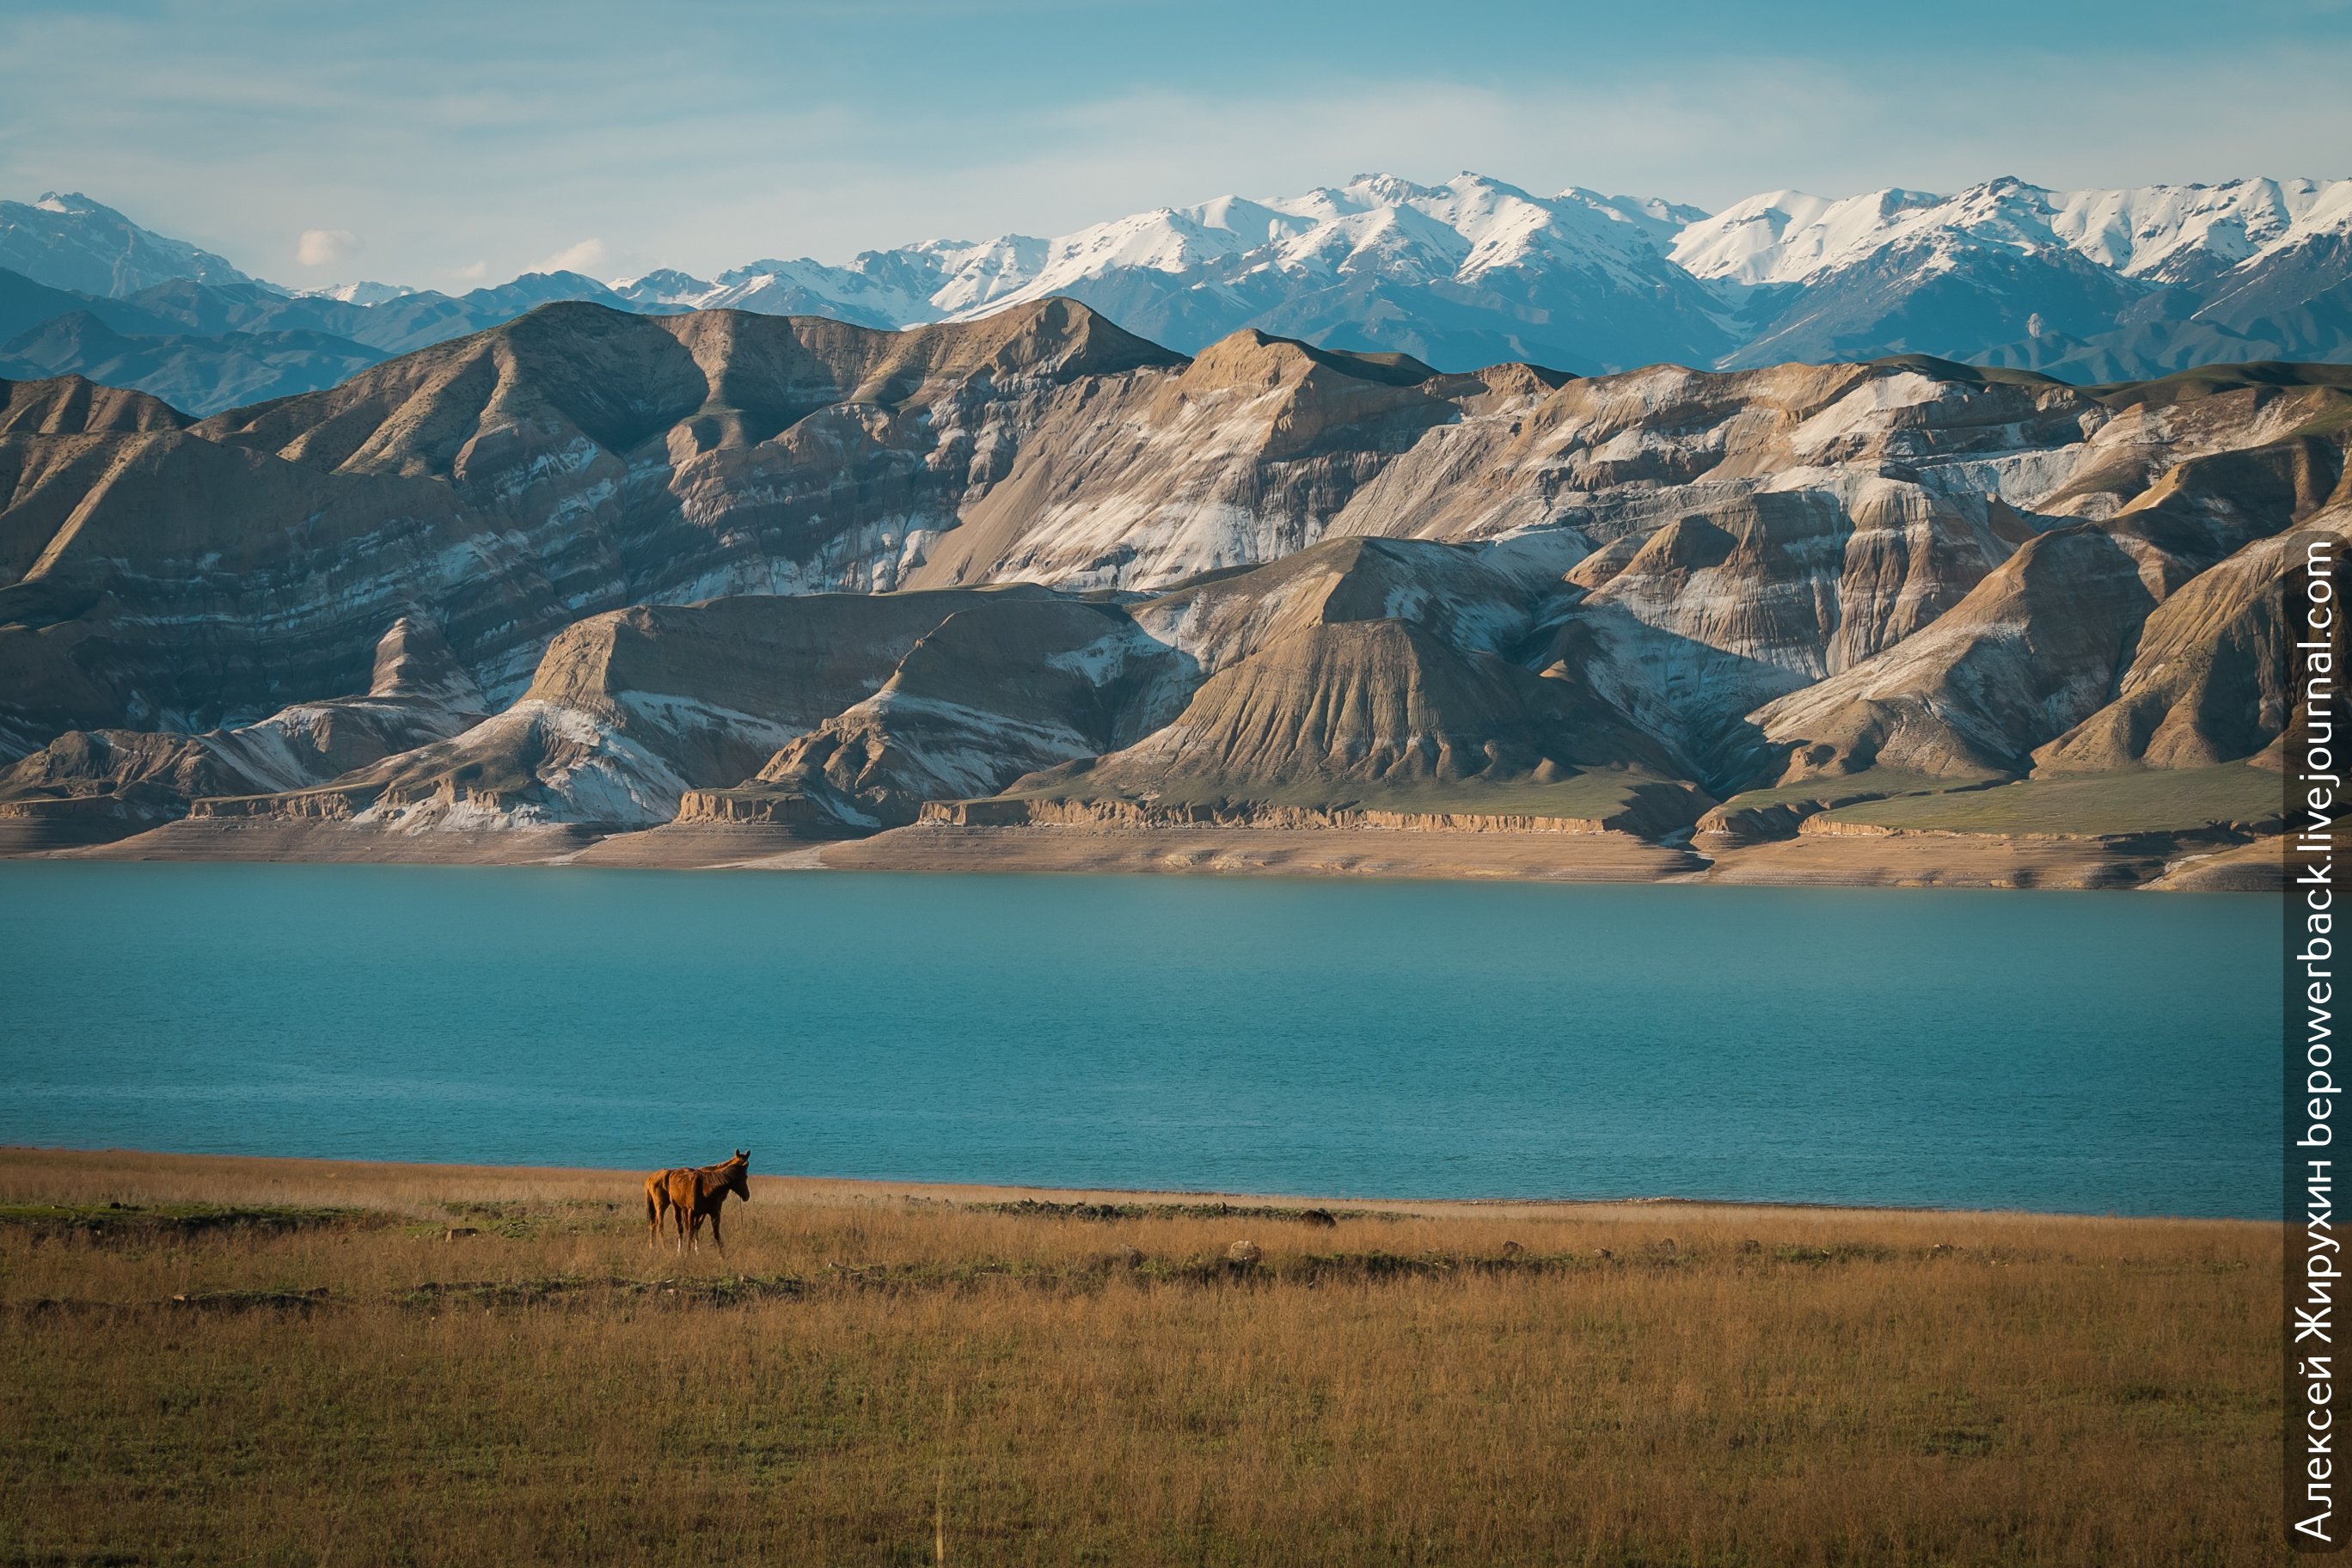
(1268, 173, 1687, 280)
(609, 267, 716, 306)
(1674, 186, 1979, 288)
(2046, 177, 2345, 283)
(915, 235, 1050, 315)
(1675, 175, 2352, 292)
(0, 191, 260, 298)
(1585, 191, 1711, 244)
(928, 172, 1712, 329)
(611, 236, 1054, 329)
(293, 280, 418, 307)
(1330, 171, 1437, 206)
(602, 175, 1629, 336)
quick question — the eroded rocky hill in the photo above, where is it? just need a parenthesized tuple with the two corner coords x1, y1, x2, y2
(0, 298, 2332, 877)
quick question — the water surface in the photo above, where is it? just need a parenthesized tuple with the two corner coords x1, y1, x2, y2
(0, 864, 2280, 1216)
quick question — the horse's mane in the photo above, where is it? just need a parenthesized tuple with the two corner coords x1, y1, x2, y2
(690, 1151, 749, 1191)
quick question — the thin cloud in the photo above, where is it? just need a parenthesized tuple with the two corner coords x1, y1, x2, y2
(294, 227, 361, 267)
(530, 238, 606, 275)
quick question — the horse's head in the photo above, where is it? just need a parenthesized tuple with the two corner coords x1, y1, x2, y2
(729, 1149, 751, 1200)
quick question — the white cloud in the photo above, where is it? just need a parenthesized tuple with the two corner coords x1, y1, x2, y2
(530, 238, 606, 275)
(450, 260, 488, 282)
(294, 227, 361, 267)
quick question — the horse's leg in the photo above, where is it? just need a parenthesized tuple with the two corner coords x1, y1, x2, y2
(646, 1186, 660, 1247)
(708, 1204, 724, 1254)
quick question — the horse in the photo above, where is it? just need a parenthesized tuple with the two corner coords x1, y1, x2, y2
(644, 1149, 751, 1252)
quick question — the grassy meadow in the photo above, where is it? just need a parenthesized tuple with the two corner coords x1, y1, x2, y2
(1816, 763, 2282, 837)
(0, 1148, 2280, 1566)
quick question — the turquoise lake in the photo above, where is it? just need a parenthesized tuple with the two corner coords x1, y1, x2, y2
(0, 863, 2282, 1217)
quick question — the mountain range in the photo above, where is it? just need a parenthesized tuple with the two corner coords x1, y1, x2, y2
(0, 292, 2329, 885)
(2, 174, 2348, 415)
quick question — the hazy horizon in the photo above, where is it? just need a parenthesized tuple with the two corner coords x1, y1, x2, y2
(4, 0, 2350, 288)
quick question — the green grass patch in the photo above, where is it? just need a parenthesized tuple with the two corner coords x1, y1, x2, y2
(2291, 391, 2352, 439)
(973, 1198, 1407, 1225)
(435, 1197, 628, 1239)
(1868, 353, 2063, 389)
(0, 1202, 377, 1239)
(2093, 360, 2352, 407)
(2084, 364, 2352, 438)
(1712, 768, 2001, 813)
(1816, 763, 2283, 837)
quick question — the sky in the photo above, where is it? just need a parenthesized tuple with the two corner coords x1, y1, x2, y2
(3, 0, 2349, 288)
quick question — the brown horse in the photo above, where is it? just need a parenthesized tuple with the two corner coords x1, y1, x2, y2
(644, 1149, 751, 1252)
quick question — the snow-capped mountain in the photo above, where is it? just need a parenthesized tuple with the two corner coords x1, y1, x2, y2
(1673, 176, 2348, 290)
(292, 280, 420, 307)
(932, 175, 1703, 313)
(1674, 175, 2352, 374)
(3, 170, 2350, 414)
(612, 175, 1729, 371)
(930, 175, 1729, 372)
(0, 193, 256, 298)
(612, 249, 970, 329)
(626, 170, 2352, 381)
(1673, 175, 2352, 346)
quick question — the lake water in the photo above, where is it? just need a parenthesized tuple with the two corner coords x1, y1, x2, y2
(0, 863, 2282, 1217)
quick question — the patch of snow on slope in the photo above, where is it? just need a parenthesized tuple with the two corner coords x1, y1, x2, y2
(1042, 625, 1162, 684)
(846, 693, 1099, 797)
(1670, 189, 1941, 287)
(614, 692, 808, 756)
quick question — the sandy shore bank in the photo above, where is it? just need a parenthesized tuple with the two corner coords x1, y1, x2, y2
(824, 823, 2284, 890)
(17, 815, 2282, 890)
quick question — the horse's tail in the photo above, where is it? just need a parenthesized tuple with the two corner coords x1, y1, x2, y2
(643, 1172, 668, 1242)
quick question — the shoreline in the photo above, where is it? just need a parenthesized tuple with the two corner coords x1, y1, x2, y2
(0, 1147, 2271, 1226)
(4, 816, 2287, 891)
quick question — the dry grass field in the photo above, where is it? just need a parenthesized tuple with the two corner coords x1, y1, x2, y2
(0, 1148, 2280, 1566)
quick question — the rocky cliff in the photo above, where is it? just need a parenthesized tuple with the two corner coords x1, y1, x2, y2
(0, 299, 2333, 869)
